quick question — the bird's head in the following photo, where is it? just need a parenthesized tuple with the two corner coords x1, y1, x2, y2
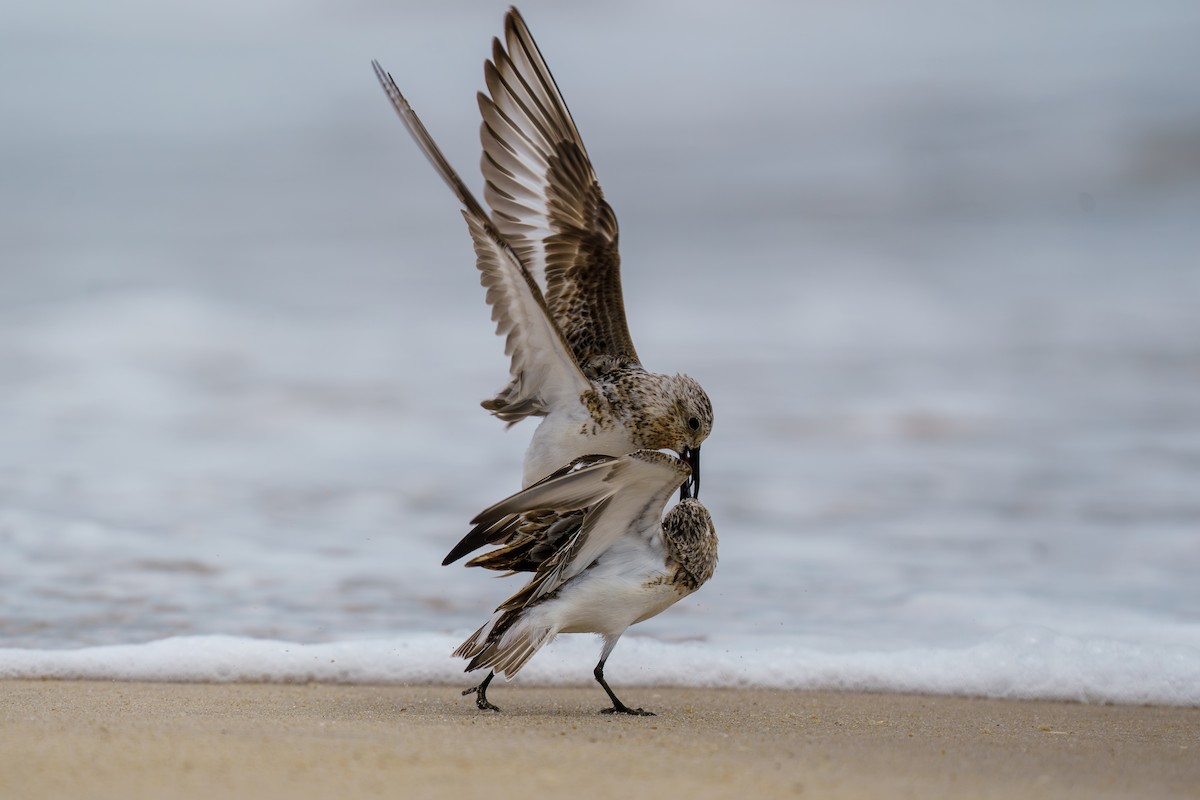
(628, 373, 712, 500)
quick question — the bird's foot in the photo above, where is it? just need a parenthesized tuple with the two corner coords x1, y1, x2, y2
(600, 704, 655, 717)
(462, 684, 501, 712)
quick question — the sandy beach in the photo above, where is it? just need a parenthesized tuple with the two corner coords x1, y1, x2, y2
(2, 681, 1196, 799)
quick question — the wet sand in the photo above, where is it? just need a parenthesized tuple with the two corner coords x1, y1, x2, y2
(2, 680, 1196, 799)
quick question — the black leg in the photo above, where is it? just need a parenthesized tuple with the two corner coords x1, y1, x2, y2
(462, 671, 500, 712)
(594, 658, 654, 716)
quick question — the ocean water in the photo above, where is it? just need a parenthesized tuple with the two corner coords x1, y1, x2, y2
(2, 1, 1199, 705)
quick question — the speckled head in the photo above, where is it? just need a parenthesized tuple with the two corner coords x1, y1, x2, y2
(662, 497, 718, 590)
(617, 372, 712, 498)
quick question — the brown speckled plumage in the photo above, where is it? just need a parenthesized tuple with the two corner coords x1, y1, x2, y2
(480, 16, 638, 378)
(663, 499, 719, 591)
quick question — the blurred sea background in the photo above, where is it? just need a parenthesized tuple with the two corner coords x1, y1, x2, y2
(2, 0, 1199, 703)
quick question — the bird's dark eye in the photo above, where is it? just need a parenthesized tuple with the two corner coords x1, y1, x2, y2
(687, 417, 700, 431)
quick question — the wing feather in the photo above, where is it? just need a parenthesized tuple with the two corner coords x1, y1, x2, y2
(443, 454, 611, 566)
(448, 450, 691, 607)
(371, 59, 591, 423)
(479, 9, 641, 374)
(462, 212, 592, 422)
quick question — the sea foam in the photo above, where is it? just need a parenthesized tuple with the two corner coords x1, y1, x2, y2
(3, 627, 1197, 707)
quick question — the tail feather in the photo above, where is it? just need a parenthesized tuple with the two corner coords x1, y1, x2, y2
(458, 615, 558, 679)
(453, 612, 503, 661)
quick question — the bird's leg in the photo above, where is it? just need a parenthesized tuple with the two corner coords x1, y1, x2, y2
(462, 671, 500, 712)
(594, 658, 654, 716)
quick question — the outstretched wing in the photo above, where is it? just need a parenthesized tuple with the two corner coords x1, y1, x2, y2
(447, 450, 691, 608)
(479, 8, 640, 375)
(372, 60, 591, 422)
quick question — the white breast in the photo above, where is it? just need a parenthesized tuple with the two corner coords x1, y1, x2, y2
(523, 408, 640, 487)
(535, 537, 688, 638)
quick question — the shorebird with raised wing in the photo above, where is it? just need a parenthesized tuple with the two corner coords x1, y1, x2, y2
(444, 449, 717, 714)
(372, 8, 712, 494)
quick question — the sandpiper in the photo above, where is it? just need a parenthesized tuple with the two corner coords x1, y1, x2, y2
(372, 8, 712, 494)
(445, 449, 717, 714)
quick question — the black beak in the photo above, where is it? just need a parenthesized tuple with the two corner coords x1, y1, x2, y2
(680, 445, 701, 501)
